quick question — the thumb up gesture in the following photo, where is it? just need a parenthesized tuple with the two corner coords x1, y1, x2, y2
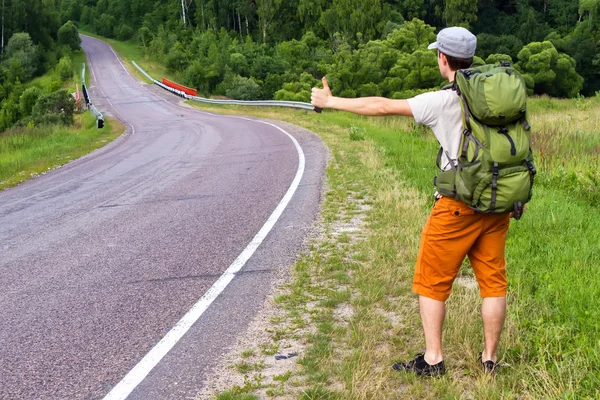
(311, 77, 333, 110)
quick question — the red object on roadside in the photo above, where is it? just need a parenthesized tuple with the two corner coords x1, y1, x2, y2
(162, 78, 197, 96)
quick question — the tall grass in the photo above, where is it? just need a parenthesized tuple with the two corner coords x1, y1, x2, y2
(0, 112, 124, 191)
(528, 96, 600, 205)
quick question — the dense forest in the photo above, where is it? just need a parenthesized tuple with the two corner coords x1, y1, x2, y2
(1, 0, 599, 128)
(0, 1, 82, 131)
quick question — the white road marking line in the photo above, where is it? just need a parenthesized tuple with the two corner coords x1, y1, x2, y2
(109, 47, 130, 73)
(102, 121, 305, 400)
(89, 61, 98, 84)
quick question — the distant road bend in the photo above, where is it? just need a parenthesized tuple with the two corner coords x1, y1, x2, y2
(0, 35, 326, 399)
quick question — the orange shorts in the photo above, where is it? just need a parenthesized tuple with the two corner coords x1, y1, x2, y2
(413, 196, 510, 301)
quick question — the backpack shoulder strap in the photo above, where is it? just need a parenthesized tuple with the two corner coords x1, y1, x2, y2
(441, 81, 456, 91)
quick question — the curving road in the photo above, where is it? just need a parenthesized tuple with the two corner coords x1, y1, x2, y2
(0, 35, 326, 399)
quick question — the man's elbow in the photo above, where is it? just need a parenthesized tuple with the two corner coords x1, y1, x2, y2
(376, 105, 388, 116)
(380, 99, 412, 117)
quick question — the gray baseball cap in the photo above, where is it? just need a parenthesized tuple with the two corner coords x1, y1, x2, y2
(428, 27, 477, 59)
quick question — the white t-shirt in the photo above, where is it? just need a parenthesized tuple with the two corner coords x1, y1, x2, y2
(407, 89, 462, 171)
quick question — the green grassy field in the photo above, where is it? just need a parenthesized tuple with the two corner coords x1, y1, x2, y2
(181, 99, 599, 400)
(0, 112, 124, 191)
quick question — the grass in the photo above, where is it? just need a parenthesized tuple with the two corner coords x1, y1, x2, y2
(0, 112, 124, 191)
(27, 49, 89, 95)
(71, 49, 90, 88)
(177, 99, 600, 399)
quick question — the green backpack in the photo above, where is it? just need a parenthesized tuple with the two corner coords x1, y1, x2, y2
(434, 62, 536, 219)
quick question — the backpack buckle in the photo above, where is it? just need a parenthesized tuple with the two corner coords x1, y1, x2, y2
(526, 159, 537, 175)
(492, 163, 499, 176)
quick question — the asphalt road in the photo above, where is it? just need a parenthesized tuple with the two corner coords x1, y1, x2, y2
(0, 35, 327, 399)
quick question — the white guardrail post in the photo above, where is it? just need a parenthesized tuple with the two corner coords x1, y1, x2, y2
(131, 61, 321, 113)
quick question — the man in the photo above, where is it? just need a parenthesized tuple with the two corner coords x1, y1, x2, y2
(311, 27, 512, 376)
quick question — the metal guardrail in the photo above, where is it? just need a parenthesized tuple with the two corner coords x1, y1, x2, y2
(81, 62, 104, 128)
(131, 61, 154, 83)
(131, 61, 321, 112)
(187, 96, 316, 111)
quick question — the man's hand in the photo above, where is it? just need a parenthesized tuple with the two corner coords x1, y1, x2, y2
(311, 77, 333, 109)
(509, 204, 526, 219)
(310, 77, 413, 117)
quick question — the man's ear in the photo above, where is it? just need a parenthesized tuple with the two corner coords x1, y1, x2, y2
(439, 52, 448, 67)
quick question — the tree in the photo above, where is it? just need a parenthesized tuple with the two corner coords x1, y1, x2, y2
(388, 49, 442, 92)
(221, 74, 262, 99)
(19, 86, 41, 116)
(579, 0, 600, 46)
(385, 18, 436, 54)
(485, 53, 513, 64)
(117, 25, 134, 41)
(396, 0, 426, 21)
(57, 56, 72, 81)
(6, 32, 37, 81)
(517, 41, 584, 97)
(256, 0, 282, 44)
(518, 7, 550, 44)
(31, 89, 75, 126)
(138, 26, 153, 47)
(443, 0, 478, 28)
(96, 13, 116, 38)
(57, 21, 81, 51)
(476, 34, 523, 60)
(181, 0, 193, 25)
(319, 0, 390, 41)
(2, 0, 5, 54)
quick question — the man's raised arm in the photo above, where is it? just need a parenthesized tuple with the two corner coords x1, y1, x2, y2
(311, 77, 413, 117)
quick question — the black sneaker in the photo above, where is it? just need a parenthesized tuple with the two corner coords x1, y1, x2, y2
(392, 353, 446, 377)
(481, 359, 503, 374)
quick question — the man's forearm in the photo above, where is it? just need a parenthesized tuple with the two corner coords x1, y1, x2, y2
(329, 96, 388, 116)
(328, 96, 412, 117)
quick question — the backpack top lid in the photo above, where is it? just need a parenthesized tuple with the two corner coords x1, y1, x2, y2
(455, 63, 528, 126)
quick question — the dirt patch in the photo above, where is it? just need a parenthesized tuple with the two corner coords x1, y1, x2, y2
(195, 195, 372, 399)
(194, 276, 307, 399)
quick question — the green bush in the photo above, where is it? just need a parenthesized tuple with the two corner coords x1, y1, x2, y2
(57, 56, 73, 82)
(19, 87, 42, 116)
(138, 27, 153, 47)
(117, 25, 134, 41)
(57, 21, 81, 51)
(274, 89, 296, 101)
(0, 99, 21, 131)
(165, 42, 189, 72)
(358, 82, 381, 97)
(517, 41, 584, 98)
(6, 33, 37, 81)
(339, 89, 357, 98)
(31, 90, 75, 126)
(391, 88, 433, 99)
(49, 80, 62, 92)
(96, 13, 116, 38)
(485, 53, 513, 64)
(222, 75, 262, 100)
